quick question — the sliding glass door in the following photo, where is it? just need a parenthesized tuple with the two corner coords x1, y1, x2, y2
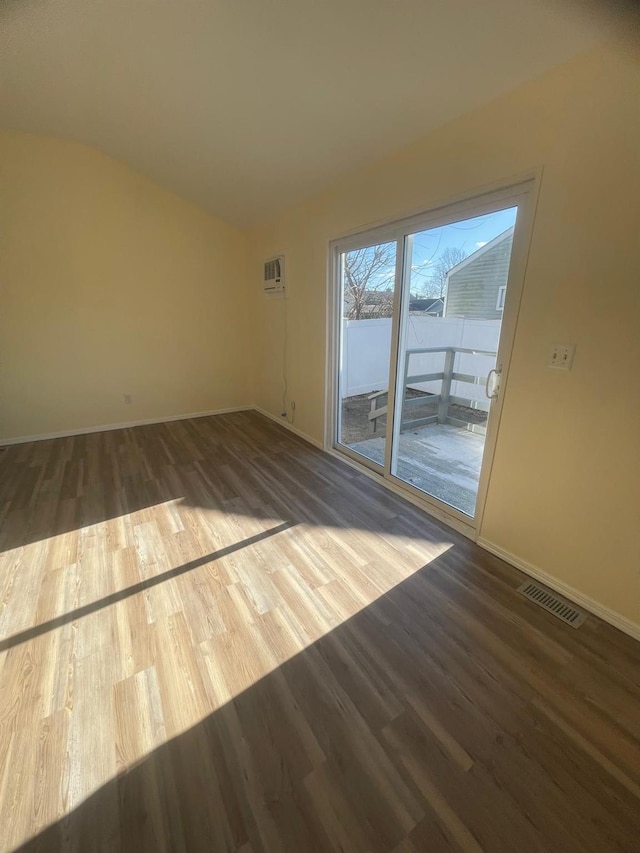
(336, 240, 399, 469)
(390, 207, 517, 517)
(333, 182, 533, 527)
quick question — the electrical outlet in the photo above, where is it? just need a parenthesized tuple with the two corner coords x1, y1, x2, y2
(123, 394, 133, 405)
(548, 344, 575, 370)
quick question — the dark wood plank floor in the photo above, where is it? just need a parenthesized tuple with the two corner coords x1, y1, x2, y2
(0, 411, 639, 852)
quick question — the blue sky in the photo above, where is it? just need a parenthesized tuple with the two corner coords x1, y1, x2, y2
(410, 206, 518, 294)
(346, 205, 518, 296)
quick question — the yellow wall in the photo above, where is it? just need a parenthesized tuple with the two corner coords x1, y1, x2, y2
(249, 45, 640, 629)
(0, 133, 251, 440)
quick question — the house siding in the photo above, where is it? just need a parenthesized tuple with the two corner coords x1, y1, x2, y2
(444, 232, 514, 319)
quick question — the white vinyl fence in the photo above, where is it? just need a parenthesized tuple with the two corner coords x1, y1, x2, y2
(343, 316, 501, 403)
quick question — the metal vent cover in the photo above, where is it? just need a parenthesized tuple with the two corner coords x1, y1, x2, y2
(518, 581, 587, 628)
(264, 257, 282, 282)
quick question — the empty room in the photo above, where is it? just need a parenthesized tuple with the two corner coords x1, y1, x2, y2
(1, 1, 639, 851)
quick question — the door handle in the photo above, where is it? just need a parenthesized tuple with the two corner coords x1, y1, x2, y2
(485, 367, 502, 400)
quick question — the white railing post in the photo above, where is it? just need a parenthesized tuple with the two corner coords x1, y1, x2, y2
(438, 348, 455, 425)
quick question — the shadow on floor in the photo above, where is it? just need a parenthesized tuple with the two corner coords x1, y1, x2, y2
(12, 550, 640, 853)
(0, 521, 295, 654)
(5, 411, 640, 851)
(0, 410, 440, 553)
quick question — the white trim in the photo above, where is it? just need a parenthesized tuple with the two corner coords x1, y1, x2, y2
(253, 407, 324, 450)
(382, 234, 402, 476)
(323, 239, 338, 451)
(331, 170, 541, 252)
(477, 537, 640, 643)
(0, 406, 254, 446)
(471, 175, 542, 535)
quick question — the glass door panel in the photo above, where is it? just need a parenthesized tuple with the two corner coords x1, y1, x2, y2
(336, 240, 398, 468)
(391, 207, 518, 516)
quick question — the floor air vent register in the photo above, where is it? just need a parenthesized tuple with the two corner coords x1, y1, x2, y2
(518, 581, 587, 628)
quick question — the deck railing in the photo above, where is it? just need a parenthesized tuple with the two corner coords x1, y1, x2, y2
(368, 346, 496, 435)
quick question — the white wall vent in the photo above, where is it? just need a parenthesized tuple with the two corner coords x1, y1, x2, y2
(264, 256, 285, 294)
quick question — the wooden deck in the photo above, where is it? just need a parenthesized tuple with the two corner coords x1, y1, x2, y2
(349, 422, 484, 516)
(0, 410, 639, 852)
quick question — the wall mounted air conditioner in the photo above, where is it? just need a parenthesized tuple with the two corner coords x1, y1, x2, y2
(263, 255, 285, 295)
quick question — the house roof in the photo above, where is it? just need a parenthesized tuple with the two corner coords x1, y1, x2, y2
(409, 298, 444, 313)
(362, 291, 393, 305)
(445, 227, 515, 279)
(0, 4, 608, 227)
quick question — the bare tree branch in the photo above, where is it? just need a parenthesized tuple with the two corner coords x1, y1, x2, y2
(413, 246, 468, 298)
(343, 243, 396, 320)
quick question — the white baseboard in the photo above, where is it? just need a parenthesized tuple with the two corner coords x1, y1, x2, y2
(252, 407, 324, 449)
(0, 406, 254, 446)
(477, 537, 640, 642)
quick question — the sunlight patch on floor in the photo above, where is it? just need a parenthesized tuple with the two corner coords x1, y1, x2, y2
(0, 502, 453, 850)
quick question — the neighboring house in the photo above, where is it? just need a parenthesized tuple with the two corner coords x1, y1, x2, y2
(344, 289, 394, 319)
(408, 296, 444, 316)
(345, 292, 444, 319)
(444, 227, 514, 319)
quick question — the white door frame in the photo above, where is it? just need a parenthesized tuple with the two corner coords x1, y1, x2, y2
(325, 174, 541, 539)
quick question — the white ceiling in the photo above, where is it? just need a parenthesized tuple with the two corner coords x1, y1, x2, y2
(0, 0, 615, 227)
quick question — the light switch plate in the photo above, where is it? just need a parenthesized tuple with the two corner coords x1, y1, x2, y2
(548, 343, 575, 370)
